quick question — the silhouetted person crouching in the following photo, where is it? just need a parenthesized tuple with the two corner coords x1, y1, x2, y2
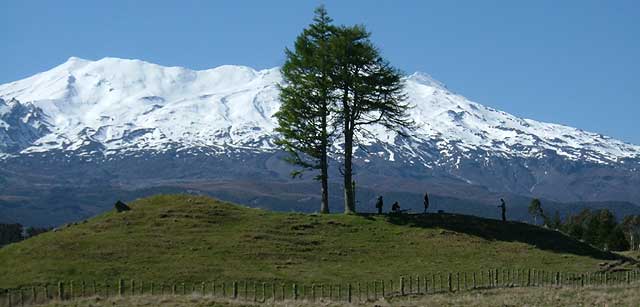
(391, 201, 401, 213)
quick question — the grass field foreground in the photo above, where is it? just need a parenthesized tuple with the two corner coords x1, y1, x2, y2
(34, 285, 640, 307)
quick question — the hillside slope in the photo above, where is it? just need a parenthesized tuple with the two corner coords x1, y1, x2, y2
(0, 195, 630, 289)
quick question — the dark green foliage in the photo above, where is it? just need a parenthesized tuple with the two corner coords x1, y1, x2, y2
(276, 7, 413, 214)
(607, 226, 630, 251)
(620, 215, 640, 250)
(330, 25, 414, 213)
(275, 6, 338, 213)
(0, 223, 23, 246)
(560, 209, 631, 251)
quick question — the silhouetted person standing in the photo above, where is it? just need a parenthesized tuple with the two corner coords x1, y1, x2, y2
(498, 198, 507, 221)
(423, 192, 430, 214)
(375, 196, 384, 214)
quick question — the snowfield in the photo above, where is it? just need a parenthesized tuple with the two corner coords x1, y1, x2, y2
(1, 57, 639, 164)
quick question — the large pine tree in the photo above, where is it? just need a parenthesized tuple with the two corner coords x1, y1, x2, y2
(330, 25, 414, 213)
(274, 6, 337, 213)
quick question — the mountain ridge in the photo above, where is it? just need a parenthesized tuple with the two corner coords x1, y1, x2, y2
(1, 57, 639, 226)
(1, 56, 638, 165)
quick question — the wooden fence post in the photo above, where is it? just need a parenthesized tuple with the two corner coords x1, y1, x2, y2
(70, 281, 74, 299)
(473, 272, 477, 289)
(448, 273, 452, 292)
(464, 272, 468, 290)
(253, 282, 257, 302)
(400, 277, 405, 296)
(382, 280, 386, 297)
(58, 282, 64, 301)
(422, 276, 427, 294)
(357, 282, 361, 302)
(131, 280, 135, 296)
(293, 283, 298, 300)
(456, 272, 460, 291)
(348, 283, 352, 303)
(431, 274, 435, 293)
(44, 284, 49, 300)
(373, 281, 377, 299)
(232, 281, 238, 299)
(92, 281, 96, 296)
(271, 282, 275, 302)
(118, 279, 124, 296)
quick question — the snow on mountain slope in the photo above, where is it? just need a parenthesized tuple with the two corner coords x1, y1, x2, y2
(0, 57, 638, 164)
(0, 97, 51, 154)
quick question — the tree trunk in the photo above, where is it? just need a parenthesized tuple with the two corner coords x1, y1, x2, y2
(319, 89, 330, 214)
(320, 143, 329, 214)
(343, 126, 355, 214)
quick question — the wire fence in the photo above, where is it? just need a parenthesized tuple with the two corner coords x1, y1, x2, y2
(1, 268, 639, 306)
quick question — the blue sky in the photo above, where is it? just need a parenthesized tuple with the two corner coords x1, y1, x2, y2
(2, 1, 639, 144)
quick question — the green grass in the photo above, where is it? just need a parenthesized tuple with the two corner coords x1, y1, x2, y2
(0, 194, 633, 289)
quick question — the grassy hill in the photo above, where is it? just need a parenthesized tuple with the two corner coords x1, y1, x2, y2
(0, 194, 633, 289)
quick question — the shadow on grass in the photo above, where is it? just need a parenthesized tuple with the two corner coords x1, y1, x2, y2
(370, 212, 626, 261)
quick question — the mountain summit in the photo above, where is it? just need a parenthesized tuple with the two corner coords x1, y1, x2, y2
(1, 57, 638, 163)
(1, 57, 639, 226)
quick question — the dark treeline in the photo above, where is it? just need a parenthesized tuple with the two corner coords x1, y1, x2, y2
(560, 209, 639, 252)
(529, 198, 640, 251)
(0, 223, 51, 247)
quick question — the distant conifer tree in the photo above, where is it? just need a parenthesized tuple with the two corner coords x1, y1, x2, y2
(528, 198, 544, 224)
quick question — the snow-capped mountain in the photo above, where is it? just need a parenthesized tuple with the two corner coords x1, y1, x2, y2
(1, 57, 639, 226)
(1, 57, 639, 163)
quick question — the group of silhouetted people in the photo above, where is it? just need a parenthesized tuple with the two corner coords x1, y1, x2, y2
(374, 191, 508, 221)
(376, 196, 403, 214)
(375, 192, 431, 214)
